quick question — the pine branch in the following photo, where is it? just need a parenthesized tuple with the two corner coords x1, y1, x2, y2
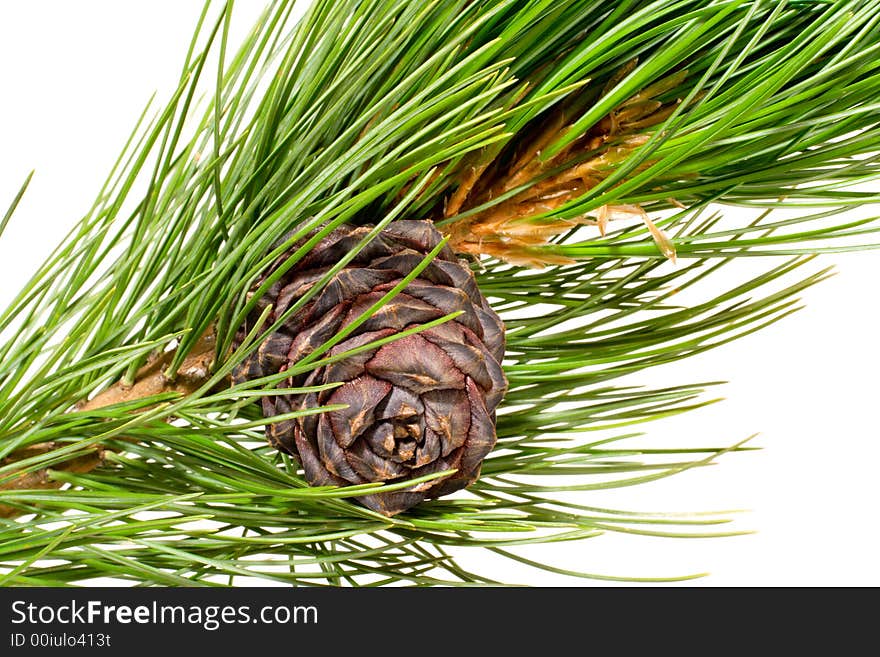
(1, 0, 879, 585)
(0, 329, 218, 518)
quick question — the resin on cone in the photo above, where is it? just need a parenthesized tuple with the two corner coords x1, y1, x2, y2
(233, 220, 507, 515)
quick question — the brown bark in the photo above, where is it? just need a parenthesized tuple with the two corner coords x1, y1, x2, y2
(0, 330, 217, 519)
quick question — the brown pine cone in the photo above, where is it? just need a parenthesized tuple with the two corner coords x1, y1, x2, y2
(233, 220, 507, 515)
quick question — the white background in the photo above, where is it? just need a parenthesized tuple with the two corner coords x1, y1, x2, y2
(0, 2, 878, 586)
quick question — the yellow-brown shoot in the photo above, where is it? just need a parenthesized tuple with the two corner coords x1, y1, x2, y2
(443, 65, 685, 267)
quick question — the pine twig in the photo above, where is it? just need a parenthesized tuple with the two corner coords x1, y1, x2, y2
(0, 330, 217, 519)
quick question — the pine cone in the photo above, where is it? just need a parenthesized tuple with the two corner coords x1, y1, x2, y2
(233, 220, 507, 515)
